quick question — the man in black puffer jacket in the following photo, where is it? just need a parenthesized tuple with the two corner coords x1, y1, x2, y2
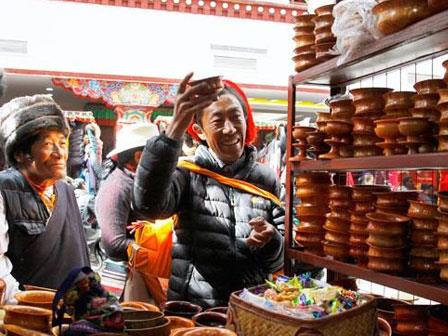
(133, 74, 284, 308)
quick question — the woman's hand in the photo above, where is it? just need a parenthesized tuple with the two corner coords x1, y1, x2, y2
(246, 216, 275, 248)
(165, 72, 220, 141)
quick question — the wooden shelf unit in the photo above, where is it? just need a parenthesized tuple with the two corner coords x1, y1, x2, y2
(284, 9, 448, 303)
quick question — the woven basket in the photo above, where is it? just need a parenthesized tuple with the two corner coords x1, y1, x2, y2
(227, 286, 377, 336)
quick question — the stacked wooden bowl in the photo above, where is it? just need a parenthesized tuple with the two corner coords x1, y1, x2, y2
(293, 14, 316, 73)
(407, 200, 440, 282)
(374, 191, 418, 216)
(292, 125, 316, 161)
(366, 211, 410, 274)
(294, 172, 331, 255)
(350, 185, 390, 265)
(312, 4, 336, 63)
(324, 185, 352, 261)
(350, 88, 390, 157)
(437, 88, 448, 152)
(437, 193, 448, 282)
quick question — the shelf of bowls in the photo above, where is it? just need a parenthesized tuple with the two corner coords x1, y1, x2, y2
(291, 76, 448, 160)
(292, 1, 448, 74)
(294, 173, 448, 283)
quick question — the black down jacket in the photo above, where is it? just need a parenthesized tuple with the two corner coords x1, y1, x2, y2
(133, 134, 284, 308)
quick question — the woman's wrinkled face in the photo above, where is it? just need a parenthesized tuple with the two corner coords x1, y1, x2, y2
(199, 94, 247, 164)
(24, 129, 68, 183)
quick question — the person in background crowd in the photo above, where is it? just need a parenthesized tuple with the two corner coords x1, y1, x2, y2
(0, 95, 90, 302)
(133, 73, 284, 308)
(400, 175, 416, 191)
(81, 123, 103, 195)
(96, 123, 165, 303)
(421, 184, 435, 204)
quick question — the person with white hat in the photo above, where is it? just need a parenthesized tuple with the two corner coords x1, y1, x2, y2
(95, 122, 163, 302)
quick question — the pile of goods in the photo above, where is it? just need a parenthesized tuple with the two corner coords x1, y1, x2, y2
(239, 274, 366, 320)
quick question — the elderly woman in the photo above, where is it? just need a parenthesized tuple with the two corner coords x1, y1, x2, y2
(0, 95, 90, 302)
(133, 73, 284, 308)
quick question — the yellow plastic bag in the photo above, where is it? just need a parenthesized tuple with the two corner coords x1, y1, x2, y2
(127, 217, 176, 279)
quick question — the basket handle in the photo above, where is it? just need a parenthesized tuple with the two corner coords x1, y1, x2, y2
(295, 327, 324, 336)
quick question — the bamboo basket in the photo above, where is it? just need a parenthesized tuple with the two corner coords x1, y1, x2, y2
(227, 286, 377, 336)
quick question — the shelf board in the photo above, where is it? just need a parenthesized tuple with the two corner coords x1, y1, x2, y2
(287, 248, 448, 305)
(293, 10, 448, 86)
(291, 152, 448, 172)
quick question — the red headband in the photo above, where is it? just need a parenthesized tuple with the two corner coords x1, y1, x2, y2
(187, 79, 256, 145)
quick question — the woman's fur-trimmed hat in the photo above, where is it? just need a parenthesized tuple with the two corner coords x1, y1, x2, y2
(0, 94, 70, 164)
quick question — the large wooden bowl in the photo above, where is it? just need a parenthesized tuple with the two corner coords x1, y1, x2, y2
(414, 79, 447, 94)
(294, 14, 316, 28)
(384, 91, 416, 110)
(350, 87, 393, 101)
(373, 0, 431, 35)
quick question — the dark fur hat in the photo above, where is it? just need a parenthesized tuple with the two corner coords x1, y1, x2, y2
(0, 94, 70, 164)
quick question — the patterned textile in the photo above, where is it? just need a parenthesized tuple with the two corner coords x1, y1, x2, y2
(52, 267, 124, 335)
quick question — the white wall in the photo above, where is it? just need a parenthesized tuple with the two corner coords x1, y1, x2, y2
(0, 0, 295, 86)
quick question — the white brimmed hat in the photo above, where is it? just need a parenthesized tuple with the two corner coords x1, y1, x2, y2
(107, 123, 159, 158)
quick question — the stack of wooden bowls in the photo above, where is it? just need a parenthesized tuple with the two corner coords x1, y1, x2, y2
(294, 172, 331, 255)
(293, 14, 316, 73)
(324, 185, 352, 261)
(351, 185, 390, 265)
(350, 88, 390, 157)
(306, 130, 329, 159)
(407, 200, 439, 282)
(398, 115, 432, 154)
(366, 211, 410, 274)
(312, 4, 336, 63)
(437, 89, 448, 152)
(437, 192, 448, 282)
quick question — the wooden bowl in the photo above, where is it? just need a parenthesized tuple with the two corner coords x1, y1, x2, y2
(349, 233, 369, 246)
(350, 211, 369, 224)
(374, 119, 400, 141)
(367, 220, 407, 236)
(167, 316, 195, 330)
(329, 199, 352, 210)
(353, 134, 381, 146)
(295, 14, 316, 28)
(353, 98, 386, 116)
(126, 317, 171, 336)
(314, 26, 336, 44)
(293, 53, 318, 72)
(411, 247, 439, 261)
(411, 107, 441, 122)
(375, 191, 418, 207)
(295, 204, 329, 217)
(293, 34, 315, 48)
(373, 0, 431, 35)
(398, 117, 431, 137)
(292, 125, 316, 141)
(353, 145, 383, 157)
(394, 304, 428, 320)
(293, 26, 315, 35)
(123, 310, 165, 329)
(414, 93, 440, 109)
(330, 99, 355, 117)
(353, 202, 376, 214)
(366, 211, 410, 228)
(377, 317, 392, 336)
(327, 209, 351, 223)
(438, 235, 448, 249)
(367, 256, 405, 273)
(368, 245, 405, 259)
(162, 301, 203, 319)
(295, 231, 324, 246)
(411, 229, 437, 245)
(367, 233, 405, 248)
(350, 87, 393, 101)
(323, 241, 349, 259)
(349, 245, 369, 258)
(192, 312, 227, 328)
(121, 301, 160, 312)
(328, 185, 352, 200)
(412, 218, 439, 231)
(324, 230, 350, 244)
(438, 88, 448, 105)
(350, 222, 368, 234)
(4, 324, 52, 336)
(296, 184, 330, 200)
(3, 305, 52, 332)
(410, 257, 439, 272)
(182, 327, 237, 336)
(352, 185, 390, 202)
(408, 200, 438, 219)
(295, 172, 331, 186)
(14, 291, 55, 310)
(306, 131, 326, 146)
(325, 218, 350, 233)
(414, 79, 447, 94)
(383, 108, 412, 119)
(439, 213, 448, 235)
(315, 4, 335, 16)
(376, 205, 409, 216)
(189, 76, 224, 95)
(325, 120, 353, 136)
(312, 14, 334, 30)
(438, 135, 448, 152)
(352, 117, 376, 134)
(384, 91, 416, 110)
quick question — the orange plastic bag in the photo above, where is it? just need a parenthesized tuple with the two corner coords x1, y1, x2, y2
(127, 217, 176, 279)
